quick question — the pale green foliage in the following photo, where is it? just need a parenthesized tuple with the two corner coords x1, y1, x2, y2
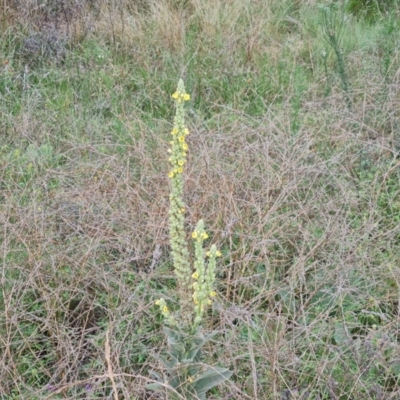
(167, 79, 193, 324)
(151, 80, 231, 398)
(192, 220, 219, 325)
(155, 298, 176, 326)
(157, 80, 221, 329)
(147, 327, 232, 400)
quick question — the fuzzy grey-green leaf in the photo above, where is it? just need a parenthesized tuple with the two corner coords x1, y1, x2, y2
(192, 366, 233, 397)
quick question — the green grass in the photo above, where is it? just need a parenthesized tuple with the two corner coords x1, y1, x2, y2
(1, 0, 400, 398)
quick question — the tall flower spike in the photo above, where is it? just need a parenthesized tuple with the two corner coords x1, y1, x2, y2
(168, 79, 193, 326)
(192, 219, 215, 325)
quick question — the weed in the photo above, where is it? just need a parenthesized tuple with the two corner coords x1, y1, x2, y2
(149, 81, 232, 399)
(1, 0, 400, 398)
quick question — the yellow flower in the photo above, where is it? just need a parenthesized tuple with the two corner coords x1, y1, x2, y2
(201, 232, 209, 240)
(206, 250, 222, 257)
(155, 299, 161, 305)
(192, 232, 198, 239)
(178, 136, 185, 143)
(177, 167, 183, 173)
(172, 90, 190, 102)
(162, 305, 169, 313)
(178, 160, 184, 166)
(184, 128, 190, 135)
(168, 171, 174, 178)
(182, 143, 188, 150)
(210, 291, 217, 297)
(171, 128, 178, 135)
(192, 272, 199, 279)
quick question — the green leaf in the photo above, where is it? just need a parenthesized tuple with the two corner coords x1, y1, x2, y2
(192, 366, 232, 398)
(148, 370, 163, 382)
(169, 342, 186, 360)
(146, 382, 164, 392)
(164, 326, 184, 344)
(186, 342, 205, 362)
(159, 354, 177, 369)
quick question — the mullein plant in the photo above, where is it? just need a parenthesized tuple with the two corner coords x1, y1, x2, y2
(147, 80, 231, 399)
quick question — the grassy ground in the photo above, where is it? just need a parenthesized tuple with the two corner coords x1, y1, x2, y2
(1, 0, 400, 398)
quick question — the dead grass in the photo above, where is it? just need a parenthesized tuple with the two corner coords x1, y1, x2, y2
(1, 0, 400, 399)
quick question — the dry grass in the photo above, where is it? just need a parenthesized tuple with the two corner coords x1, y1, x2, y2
(1, 0, 400, 399)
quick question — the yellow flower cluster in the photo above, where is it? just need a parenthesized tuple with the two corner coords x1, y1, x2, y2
(155, 298, 176, 325)
(168, 80, 193, 325)
(207, 250, 222, 257)
(161, 80, 220, 330)
(191, 220, 220, 325)
(191, 231, 209, 241)
(168, 123, 190, 179)
(172, 91, 191, 103)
